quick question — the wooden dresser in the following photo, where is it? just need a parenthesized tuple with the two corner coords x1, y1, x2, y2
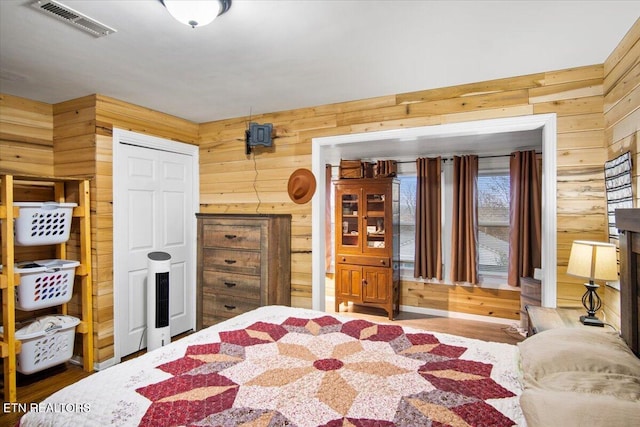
(196, 213, 291, 329)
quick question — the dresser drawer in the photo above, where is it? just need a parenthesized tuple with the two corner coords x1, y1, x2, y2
(202, 292, 260, 320)
(202, 271, 261, 299)
(337, 255, 390, 267)
(202, 224, 261, 250)
(203, 248, 261, 275)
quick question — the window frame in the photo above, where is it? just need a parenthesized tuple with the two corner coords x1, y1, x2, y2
(476, 168, 511, 280)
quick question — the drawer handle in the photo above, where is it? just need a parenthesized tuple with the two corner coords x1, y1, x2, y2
(224, 234, 237, 239)
(224, 259, 237, 264)
(224, 304, 236, 310)
(224, 282, 237, 288)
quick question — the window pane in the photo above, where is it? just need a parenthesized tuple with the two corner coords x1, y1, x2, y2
(398, 175, 416, 275)
(477, 174, 510, 273)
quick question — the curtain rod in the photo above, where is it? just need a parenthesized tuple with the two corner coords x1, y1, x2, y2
(329, 152, 541, 168)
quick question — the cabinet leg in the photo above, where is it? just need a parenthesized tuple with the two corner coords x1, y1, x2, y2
(388, 301, 400, 320)
(335, 300, 341, 313)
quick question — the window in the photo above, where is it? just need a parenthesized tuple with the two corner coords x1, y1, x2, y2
(477, 172, 510, 276)
(398, 175, 417, 276)
(396, 159, 512, 283)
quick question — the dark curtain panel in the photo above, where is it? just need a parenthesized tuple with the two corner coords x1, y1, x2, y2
(508, 150, 542, 286)
(325, 164, 333, 271)
(414, 157, 442, 280)
(451, 155, 479, 284)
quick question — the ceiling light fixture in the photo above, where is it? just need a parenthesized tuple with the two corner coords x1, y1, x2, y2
(162, 0, 231, 28)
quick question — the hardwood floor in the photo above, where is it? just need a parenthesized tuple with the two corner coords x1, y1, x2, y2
(1, 306, 523, 426)
(1, 362, 92, 426)
(328, 303, 525, 345)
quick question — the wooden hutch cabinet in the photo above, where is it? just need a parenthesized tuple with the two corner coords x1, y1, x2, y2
(334, 178, 400, 319)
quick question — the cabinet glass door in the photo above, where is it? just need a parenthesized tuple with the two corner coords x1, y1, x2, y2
(365, 190, 386, 251)
(339, 192, 360, 249)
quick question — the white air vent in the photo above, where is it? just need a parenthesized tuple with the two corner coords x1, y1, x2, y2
(31, 0, 116, 38)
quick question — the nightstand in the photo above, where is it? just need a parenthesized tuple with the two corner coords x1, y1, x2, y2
(525, 306, 585, 336)
(520, 277, 541, 331)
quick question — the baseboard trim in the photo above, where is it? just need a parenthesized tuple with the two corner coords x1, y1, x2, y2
(325, 296, 515, 326)
(93, 357, 116, 371)
(399, 304, 515, 326)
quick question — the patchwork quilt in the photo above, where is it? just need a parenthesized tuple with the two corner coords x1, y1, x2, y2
(19, 306, 524, 426)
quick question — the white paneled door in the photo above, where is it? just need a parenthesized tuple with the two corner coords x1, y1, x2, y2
(114, 130, 198, 361)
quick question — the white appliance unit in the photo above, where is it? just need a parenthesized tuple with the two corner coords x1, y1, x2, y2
(147, 251, 171, 351)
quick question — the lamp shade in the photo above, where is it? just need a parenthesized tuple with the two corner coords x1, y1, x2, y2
(162, 0, 231, 28)
(566, 240, 617, 281)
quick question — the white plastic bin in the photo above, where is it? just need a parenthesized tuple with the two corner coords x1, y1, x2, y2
(0, 315, 80, 374)
(14, 202, 77, 246)
(14, 259, 80, 310)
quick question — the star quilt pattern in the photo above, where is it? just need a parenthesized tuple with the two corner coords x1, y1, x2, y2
(17, 306, 523, 427)
(136, 315, 520, 426)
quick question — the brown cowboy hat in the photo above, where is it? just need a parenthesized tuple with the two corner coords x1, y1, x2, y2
(287, 168, 316, 204)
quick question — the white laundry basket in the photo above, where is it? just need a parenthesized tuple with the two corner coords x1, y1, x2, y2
(14, 202, 77, 246)
(0, 315, 80, 374)
(14, 259, 79, 310)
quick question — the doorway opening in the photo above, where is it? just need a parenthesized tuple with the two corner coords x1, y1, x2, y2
(311, 114, 557, 316)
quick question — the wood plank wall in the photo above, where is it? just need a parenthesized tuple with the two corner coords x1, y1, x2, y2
(0, 94, 53, 176)
(603, 18, 640, 328)
(1, 18, 637, 362)
(0, 95, 57, 322)
(52, 95, 99, 358)
(199, 63, 609, 319)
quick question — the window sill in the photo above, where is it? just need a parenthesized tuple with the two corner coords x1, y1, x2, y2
(478, 273, 511, 289)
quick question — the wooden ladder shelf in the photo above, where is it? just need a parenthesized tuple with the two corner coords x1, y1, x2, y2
(1, 174, 94, 402)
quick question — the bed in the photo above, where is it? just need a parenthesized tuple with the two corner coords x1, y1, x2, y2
(19, 305, 525, 426)
(616, 208, 640, 357)
(515, 207, 640, 426)
(18, 208, 640, 426)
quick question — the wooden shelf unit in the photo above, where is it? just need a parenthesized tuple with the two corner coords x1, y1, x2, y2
(0, 174, 94, 402)
(334, 178, 400, 320)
